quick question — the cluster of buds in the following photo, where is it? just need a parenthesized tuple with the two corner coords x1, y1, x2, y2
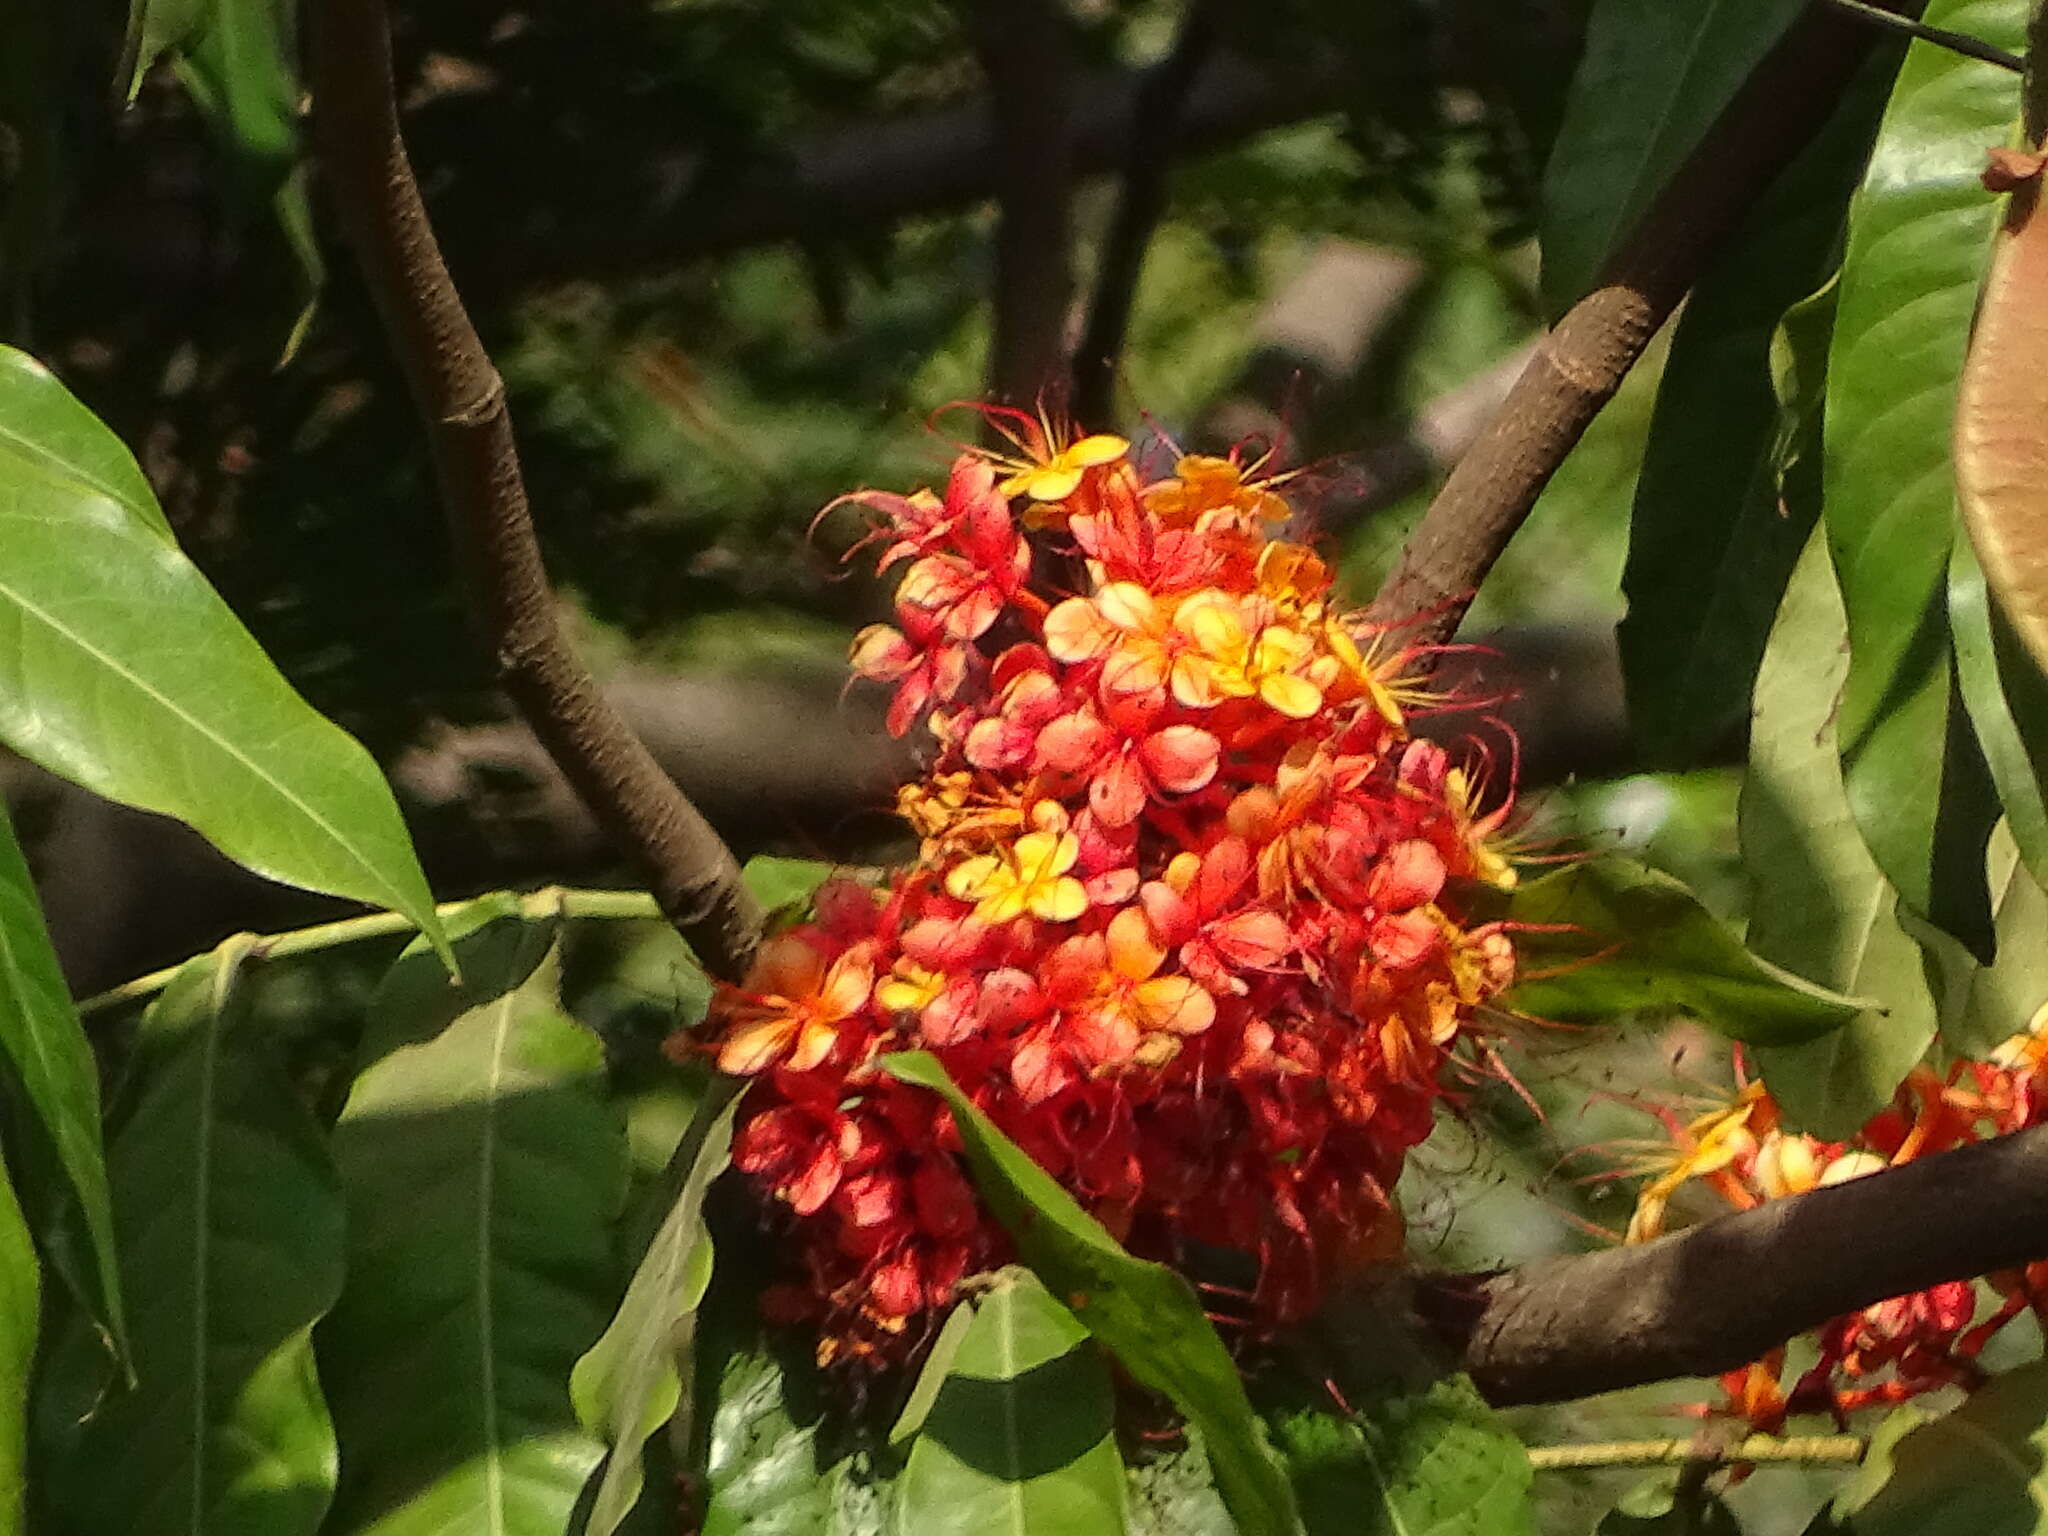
(1625, 1025, 2048, 1428)
(681, 411, 1520, 1363)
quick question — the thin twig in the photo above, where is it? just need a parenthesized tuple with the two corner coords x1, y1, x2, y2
(310, 0, 762, 984)
(1823, 0, 2022, 73)
(1367, 1, 1930, 645)
(1526, 1436, 1866, 1471)
(76, 888, 666, 1017)
(1071, 0, 1223, 429)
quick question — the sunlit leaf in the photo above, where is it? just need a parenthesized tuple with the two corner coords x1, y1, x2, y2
(0, 346, 449, 966)
(0, 801, 119, 1353)
(0, 1142, 35, 1536)
(1952, 539, 2048, 893)
(1621, 48, 1895, 763)
(572, 1074, 746, 1536)
(894, 1268, 1127, 1536)
(1746, 535, 1938, 1136)
(1539, 0, 1806, 315)
(41, 940, 343, 1536)
(880, 1052, 1301, 1536)
(1498, 855, 1868, 1043)
(743, 856, 840, 918)
(698, 1344, 893, 1536)
(1824, 0, 2024, 955)
(319, 897, 628, 1536)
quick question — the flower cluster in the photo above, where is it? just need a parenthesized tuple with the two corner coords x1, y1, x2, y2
(1625, 1024, 2048, 1429)
(683, 413, 1520, 1363)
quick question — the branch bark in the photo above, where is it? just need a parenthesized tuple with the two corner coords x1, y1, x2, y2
(1071, 0, 1223, 429)
(1366, 0, 1927, 644)
(964, 0, 1081, 408)
(311, 0, 763, 983)
(1425, 1122, 2048, 1405)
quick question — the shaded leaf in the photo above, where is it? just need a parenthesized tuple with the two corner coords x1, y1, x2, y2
(699, 1345, 892, 1536)
(879, 1052, 1301, 1536)
(887, 1299, 976, 1449)
(1824, 0, 2024, 954)
(0, 800, 119, 1352)
(572, 1074, 746, 1536)
(1952, 539, 2048, 894)
(0, 1143, 36, 1536)
(320, 899, 628, 1536)
(895, 1267, 1127, 1536)
(0, 346, 449, 964)
(1269, 1379, 1533, 1536)
(1539, 0, 1805, 315)
(1498, 855, 1868, 1043)
(43, 941, 343, 1536)
(1596, 1474, 1742, 1534)
(1746, 534, 1938, 1136)
(1833, 1362, 2048, 1535)
(1950, 835, 2048, 1056)
(1622, 47, 1895, 763)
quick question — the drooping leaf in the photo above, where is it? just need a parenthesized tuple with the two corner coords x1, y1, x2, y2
(41, 941, 344, 1536)
(0, 346, 449, 965)
(0, 1141, 37, 1536)
(698, 1344, 892, 1536)
(0, 800, 120, 1353)
(1952, 539, 2048, 894)
(879, 1052, 1301, 1536)
(1831, 1361, 2048, 1535)
(1824, 0, 2024, 954)
(894, 1267, 1127, 1536)
(572, 1074, 746, 1536)
(1268, 1378, 1533, 1536)
(1746, 535, 1938, 1136)
(1621, 44, 1896, 764)
(1538, 0, 1806, 316)
(887, 1300, 977, 1449)
(319, 899, 628, 1536)
(1497, 855, 1868, 1043)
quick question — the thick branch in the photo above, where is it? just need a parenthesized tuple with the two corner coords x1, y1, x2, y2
(312, 0, 763, 983)
(1072, 0, 1223, 428)
(965, 0, 1080, 407)
(1366, 0, 1927, 643)
(491, 50, 1343, 293)
(1426, 1122, 2048, 1405)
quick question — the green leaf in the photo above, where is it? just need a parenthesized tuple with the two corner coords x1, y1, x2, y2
(888, 1300, 977, 1448)
(1746, 534, 1939, 1136)
(1124, 1442, 1236, 1536)
(572, 1073, 746, 1536)
(1595, 1474, 1743, 1535)
(1949, 835, 2048, 1056)
(1952, 539, 2048, 895)
(699, 1345, 892, 1536)
(1833, 1361, 2048, 1535)
(1538, 0, 1806, 316)
(879, 1052, 1301, 1536)
(1497, 855, 1868, 1043)
(0, 346, 449, 967)
(0, 1142, 37, 1536)
(742, 856, 839, 917)
(1269, 1379, 1533, 1536)
(1824, 0, 2024, 956)
(1621, 47, 1895, 764)
(42, 941, 344, 1536)
(894, 1268, 1127, 1536)
(0, 800, 120, 1353)
(320, 900, 629, 1536)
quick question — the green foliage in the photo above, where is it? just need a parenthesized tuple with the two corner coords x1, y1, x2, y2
(1745, 535, 1938, 1137)
(1952, 540, 2048, 896)
(319, 899, 627, 1535)
(1497, 855, 1868, 1043)
(0, 345, 449, 966)
(0, 802, 118, 1357)
(893, 1269, 1127, 1536)
(1539, 0, 1806, 315)
(1596, 1476, 1743, 1534)
(1831, 1362, 2048, 1534)
(1823, 0, 2026, 957)
(40, 940, 343, 1536)
(0, 1144, 33, 1536)
(880, 1052, 1301, 1536)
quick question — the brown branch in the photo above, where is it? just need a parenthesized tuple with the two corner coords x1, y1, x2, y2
(1366, 0, 1928, 644)
(1071, 0, 1224, 429)
(1423, 1122, 2048, 1406)
(310, 0, 763, 984)
(965, 0, 1081, 408)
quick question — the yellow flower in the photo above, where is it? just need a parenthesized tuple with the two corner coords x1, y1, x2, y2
(1143, 454, 1290, 526)
(1172, 592, 1323, 719)
(998, 433, 1129, 502)
(716, 936, 875, 1076)
(944, 810, 1088, 923)
(876, 960, 948, 1015)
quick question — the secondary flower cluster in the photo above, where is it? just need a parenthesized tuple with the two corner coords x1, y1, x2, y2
(1626, 1025, 2048, 1429)
(685, 414, 1519, 1362)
